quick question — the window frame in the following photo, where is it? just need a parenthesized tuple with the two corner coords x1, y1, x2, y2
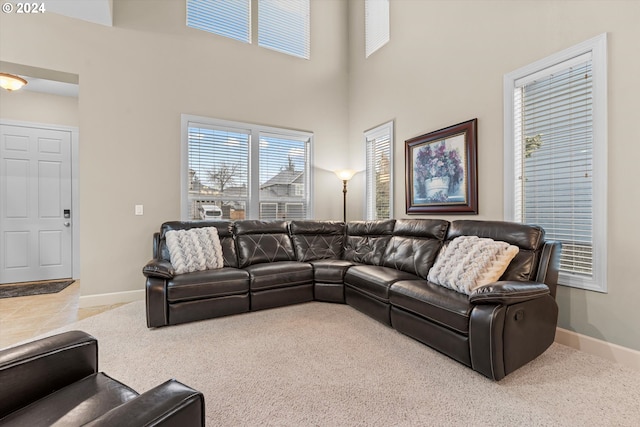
(181, 114, 314, 221)
(364, 120, 394, 220)
(503, 33, 608, 293)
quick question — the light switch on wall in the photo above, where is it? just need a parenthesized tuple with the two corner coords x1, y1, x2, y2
(135, 204, 144, 215)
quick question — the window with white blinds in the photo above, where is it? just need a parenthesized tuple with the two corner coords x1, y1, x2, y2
(186, 0, 251, 43)
(365, 121, 393, 220)
(182, 115, 313, 221)
(258, 0, 310, 59)
(259, 132, 310, 219)
(504, 34, 608, 292)
(365, 0, 389, 58)
(186, 0, 310, 59)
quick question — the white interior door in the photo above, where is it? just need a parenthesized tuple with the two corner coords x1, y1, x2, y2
(0, 124, 73, 284)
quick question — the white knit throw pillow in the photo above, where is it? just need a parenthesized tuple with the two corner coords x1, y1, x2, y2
(165, 227, 224, 274)
(427, 236, 519, 295)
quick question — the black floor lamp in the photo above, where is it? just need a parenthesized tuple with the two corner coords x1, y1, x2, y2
(334, 170, 355, 222)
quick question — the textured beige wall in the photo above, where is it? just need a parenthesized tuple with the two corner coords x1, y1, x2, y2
(0, 0, 349, 296)
(348, 0, 640, 351)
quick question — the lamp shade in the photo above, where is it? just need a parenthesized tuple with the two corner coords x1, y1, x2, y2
(0, 73, 28, 91)
(334, 169, 356, 181)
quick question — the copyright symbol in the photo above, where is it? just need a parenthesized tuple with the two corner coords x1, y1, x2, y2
(2, 3, 13, 13)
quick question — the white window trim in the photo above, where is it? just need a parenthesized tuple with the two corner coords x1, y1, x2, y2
(503, 33, 608, 293)
(180, 114, 314, 220)
(364, 120, 394, 220)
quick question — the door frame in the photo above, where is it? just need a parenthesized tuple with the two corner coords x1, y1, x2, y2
(0, 119, 80, 281)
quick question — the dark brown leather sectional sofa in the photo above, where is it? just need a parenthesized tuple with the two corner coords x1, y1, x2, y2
(0, 330, 204, 426)
(144, 219, 561, 380)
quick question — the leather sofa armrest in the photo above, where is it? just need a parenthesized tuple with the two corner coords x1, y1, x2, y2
(143, 259, 175, 279)
(536, 240, 562, 298)
(83, 379, 205, 427)
(0, 331, 98, 418)
(469, 281, 550, 305)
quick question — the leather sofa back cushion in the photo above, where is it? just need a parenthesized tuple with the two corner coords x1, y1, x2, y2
(235, 220, 296, 268)
(382, 238, 443, 279)
(381, 219, 449, 278)
(159, 221, 238, 268)
(447, 220, 544, 281)
(289, 221, 345, 261)
(343, 220, 395, 265)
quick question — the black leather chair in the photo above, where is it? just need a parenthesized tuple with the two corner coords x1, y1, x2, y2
(0, 331, 204, 426)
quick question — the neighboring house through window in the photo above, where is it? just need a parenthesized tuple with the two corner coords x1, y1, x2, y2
(504, 33, 608, 292)
(365, 121, 393, 220)
(182, 115, 313, 221)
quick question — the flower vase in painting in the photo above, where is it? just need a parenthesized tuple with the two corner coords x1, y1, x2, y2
(413, 135, 466, 203)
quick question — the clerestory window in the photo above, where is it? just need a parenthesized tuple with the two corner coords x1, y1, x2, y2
(186, 0, 310, 59)
(365, 0, 389, 58)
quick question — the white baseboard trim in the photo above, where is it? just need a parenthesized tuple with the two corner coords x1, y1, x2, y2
(79, 289, 144, 309)
(555, 327, 640, 372)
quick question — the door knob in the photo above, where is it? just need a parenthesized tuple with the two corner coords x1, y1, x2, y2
(64, 222, 71, 227)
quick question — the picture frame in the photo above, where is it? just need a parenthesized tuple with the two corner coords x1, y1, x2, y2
(405, 118, 478, 214)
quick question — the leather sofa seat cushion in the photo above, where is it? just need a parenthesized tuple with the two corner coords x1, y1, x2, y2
(310, 259, 354, 283)
(345, 265, 419, 301)
(167, 268, 250, 303)
(1, 373, 138, 426)
(246, 261, 313, 291)
(390, 280, 473, 335)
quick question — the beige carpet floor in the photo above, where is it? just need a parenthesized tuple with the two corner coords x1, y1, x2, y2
(30, 301, 640, 426)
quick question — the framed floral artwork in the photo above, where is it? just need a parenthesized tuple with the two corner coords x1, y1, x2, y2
(405, 119, 478, 214)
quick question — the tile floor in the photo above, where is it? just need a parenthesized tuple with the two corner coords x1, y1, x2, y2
(0, 281, 122, 350)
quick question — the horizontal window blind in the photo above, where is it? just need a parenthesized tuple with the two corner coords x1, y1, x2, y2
(186, 0, 251, 43)
(365, 121, 393, 220)
(515, 59, 594, 278)
(258, 0, 310, 59)
(259, 132, 310, 220)
(187, 124, 250, 220)
(183, 116, 313, 221)
(365, 0, 389, 58)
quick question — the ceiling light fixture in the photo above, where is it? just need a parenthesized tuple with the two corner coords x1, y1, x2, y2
(0, 73, 28, 91)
